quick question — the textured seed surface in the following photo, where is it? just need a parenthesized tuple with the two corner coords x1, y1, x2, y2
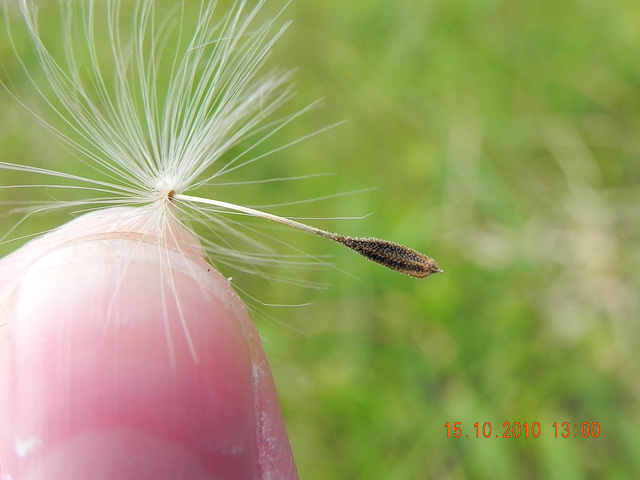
(334, 235, 442, 278)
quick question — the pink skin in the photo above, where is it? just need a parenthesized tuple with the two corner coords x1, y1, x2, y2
(0, 208, 298, 480)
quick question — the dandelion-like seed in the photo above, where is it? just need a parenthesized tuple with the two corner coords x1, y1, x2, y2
(1, 0, 440, 293)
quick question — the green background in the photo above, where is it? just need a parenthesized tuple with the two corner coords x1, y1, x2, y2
(2, 1, 640, 478)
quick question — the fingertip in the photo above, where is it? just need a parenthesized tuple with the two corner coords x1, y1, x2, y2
(0, 208, 298, 480)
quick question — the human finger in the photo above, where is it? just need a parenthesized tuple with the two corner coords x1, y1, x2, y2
(0, 208, 298, 480)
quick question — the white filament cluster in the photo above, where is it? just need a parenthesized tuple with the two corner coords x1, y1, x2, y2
(1, 0, 332, 288)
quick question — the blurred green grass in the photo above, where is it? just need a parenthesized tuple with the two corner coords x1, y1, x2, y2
(2, 0, 640, 479)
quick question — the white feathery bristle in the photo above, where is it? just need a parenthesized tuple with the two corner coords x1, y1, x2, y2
(1, 0, 336, 295)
